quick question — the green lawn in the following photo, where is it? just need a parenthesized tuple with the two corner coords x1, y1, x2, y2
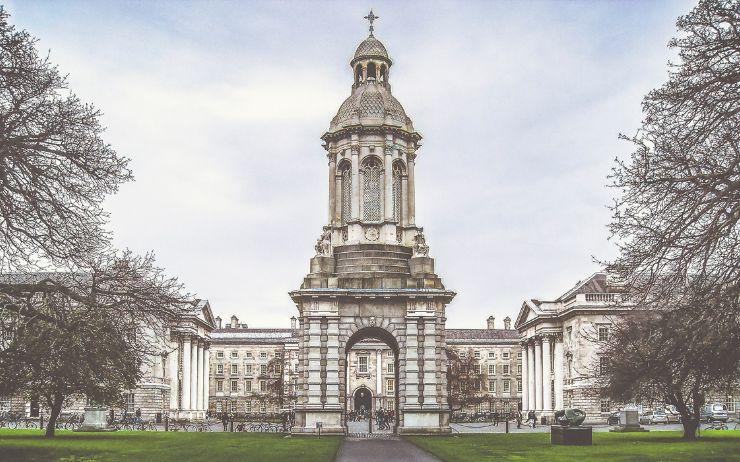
(408, 431, 740, 462)
(0, 429, 342, 462)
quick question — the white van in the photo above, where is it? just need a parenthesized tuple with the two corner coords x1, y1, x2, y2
(703, 403, 729, 422)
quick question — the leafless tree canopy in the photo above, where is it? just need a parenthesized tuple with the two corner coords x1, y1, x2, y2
(0, 8, 131, 270)
(446, 347, 488, 413)
(608, 0, 739, 305)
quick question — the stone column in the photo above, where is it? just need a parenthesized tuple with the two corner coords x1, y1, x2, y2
(168, 345, 179, 412)
(553, 337, 564, 411)
(196, 342, 204, 411)
(181, 337, 191, 411)
(334, 173, 342, 224)
(527, 341, 535, 412)
(422, 318, 439, 405)
(325, 317, 340, 406)
(203, 346, 210, 413)
(407, 149, 416, 225)
(376, 349, 382, 403)
(542, 336, 552, 414)
(384, 144, 393, 221)
(401, 176, 409, 227)
(521, 342, 529, 411)
(403, 320, 420, 406)
(306, 318, 323, 405)
(328, 151, 336, 224)
(190, 339, 198, 411)
(534, 338, 542, 411)
(351, 145, 360, 220)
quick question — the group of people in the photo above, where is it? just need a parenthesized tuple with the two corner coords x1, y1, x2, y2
(375, 408, 394, 430)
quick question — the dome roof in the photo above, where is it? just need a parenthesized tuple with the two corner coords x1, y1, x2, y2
(352, 36, 390, 63)
(329, 82, 412, 132)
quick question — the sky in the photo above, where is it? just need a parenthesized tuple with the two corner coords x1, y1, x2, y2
(6, 0, 697, 329)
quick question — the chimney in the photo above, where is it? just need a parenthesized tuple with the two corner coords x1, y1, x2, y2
(290, 316, 297, 330)
(214, 316, 222, 329)
(504, 316, 512, 330)
(487, 316, 495, 330)
(230, 315, 239, 329)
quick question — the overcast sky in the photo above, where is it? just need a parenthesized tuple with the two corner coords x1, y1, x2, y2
(7, 0, 696, 328)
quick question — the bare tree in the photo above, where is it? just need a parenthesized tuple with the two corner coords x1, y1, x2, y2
(445, 347, 488, 414)
(0, 8, 131, 270)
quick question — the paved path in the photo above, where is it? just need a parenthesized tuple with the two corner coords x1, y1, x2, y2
(335, 438, 441, 462)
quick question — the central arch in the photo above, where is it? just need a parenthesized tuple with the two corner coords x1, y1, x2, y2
(343, 326, 401, 434)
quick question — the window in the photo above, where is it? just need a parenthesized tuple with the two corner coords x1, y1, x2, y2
(503, 364, 510, 375)
(217, 380, 223, 392)
(231, 380, 238, 392)
(0, 396, 9, 412)
(245, 380, 252, 392)
(567, 326, 573, 342)
(478, 364, 483, 374)
(216, 401, 223, 412)
(259, 402, 266, 413)
(474, 351, 481, 359)
(392, 161, 403, 221)
(260, 352, 268, 360)
(503, 380, 510, 393)
(517, 380, 522, 392)
(517, 351, 522, 359)
(340, 163, 352, 225)
(245, 401, 252, 413)
(387, 350, 393, 357)
(245, 364, 252, 375)
(275, 352, 282, 359)
(598, 326, 610, 342)
(502, 351, 510, 360)
(361, 157, 382, 221)
(246, 352, 253, 358)
(217, 364, 224, 375)
(599, 357, 609, 375)
(386, 379, 395, 395)
(123, 393, 135, 413)
(358, 355, 369, 374)
(489, 380, 496, 393)
(387, 362, 394, 374)
(601, 400, 610, 413)
(229, 401, 236, 413)
(260, 364, 268, 375)
(488, 364, 495, 375)
(517, 364, 522, 375)
(474, 380, 481, 391)
(231, 351, 238, 359)
(217, 351, 224, 359)
(231, 364, 239, 375)
(488, 351, 496, 359)
(260, 380, 267, 392)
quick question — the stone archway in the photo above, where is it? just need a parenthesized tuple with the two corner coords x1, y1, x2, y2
(353, 386, 372, 413)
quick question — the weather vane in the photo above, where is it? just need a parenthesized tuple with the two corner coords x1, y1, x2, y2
(364, 10, 379, 36)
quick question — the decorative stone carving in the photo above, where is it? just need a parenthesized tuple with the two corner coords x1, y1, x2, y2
(365, 226, 380, 241)
(315, 226, 332, 256)
(413, 232, 429, 257)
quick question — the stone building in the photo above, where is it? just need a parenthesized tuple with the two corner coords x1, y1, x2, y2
(515, 272, 631, 423)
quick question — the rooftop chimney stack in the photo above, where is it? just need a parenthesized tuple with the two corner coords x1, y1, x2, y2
(504, 316, 512, 330)
(214, 316, 222, 329)
(291, 316, 297, 330)
(487, 316, 495, 330)
(230, 315, 239, 329)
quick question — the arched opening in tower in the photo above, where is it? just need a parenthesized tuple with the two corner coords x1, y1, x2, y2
(367, 62, 377, 80)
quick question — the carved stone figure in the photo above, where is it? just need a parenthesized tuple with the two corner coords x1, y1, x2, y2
(314, 227, 332, 256)
(413, 232, 429, 257)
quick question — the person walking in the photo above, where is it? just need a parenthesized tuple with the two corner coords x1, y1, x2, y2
(221, 412, 228, 432)
(516, 411, 522, 429)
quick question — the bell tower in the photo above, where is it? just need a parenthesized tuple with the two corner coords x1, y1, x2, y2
(291, 12, 455, 435)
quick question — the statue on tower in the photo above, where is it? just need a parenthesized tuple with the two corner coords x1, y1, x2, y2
(314, 226, 332, 257)
(413, 232, 429, 257)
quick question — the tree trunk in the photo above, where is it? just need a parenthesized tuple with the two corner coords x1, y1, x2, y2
(45, 395, 63, 438)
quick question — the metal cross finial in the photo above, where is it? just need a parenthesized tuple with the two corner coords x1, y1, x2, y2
(364, 10, 379, 36)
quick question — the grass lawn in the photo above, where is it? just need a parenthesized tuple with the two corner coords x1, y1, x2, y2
(0, 429, 342, 462)
(407, 431, 740, 462)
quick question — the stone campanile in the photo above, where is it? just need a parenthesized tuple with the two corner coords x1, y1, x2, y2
(290, 11, 455, 435)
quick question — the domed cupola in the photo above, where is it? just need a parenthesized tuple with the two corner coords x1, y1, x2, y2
(326, 10, 416, 135)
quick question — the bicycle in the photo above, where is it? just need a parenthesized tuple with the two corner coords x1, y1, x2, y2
(704, 422, 728, 430)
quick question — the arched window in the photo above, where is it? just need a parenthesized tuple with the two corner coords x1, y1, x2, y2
(367, 62, 377, 80)
(392, 161, 404, 222)
(340, 162, 352, 225)
(355, 64, 363, 85)
(379, 64, 387, 82)
(361, 157, 382, 221)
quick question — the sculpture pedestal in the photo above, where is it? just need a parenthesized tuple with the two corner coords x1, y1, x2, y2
(610, 410, 648, 432)
(76, 406, 116, 432)
(551, 425, 592, 445)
